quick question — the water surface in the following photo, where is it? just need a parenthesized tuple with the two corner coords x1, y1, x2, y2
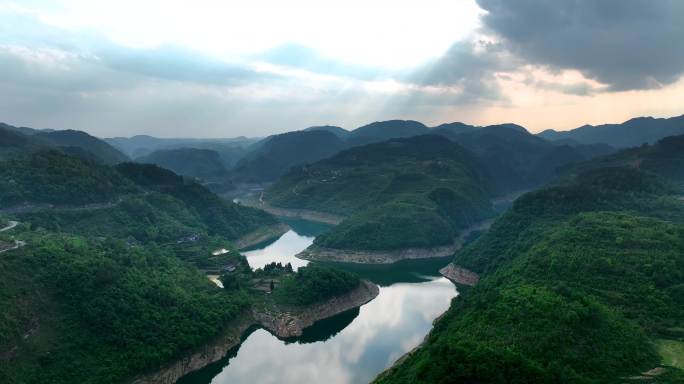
(182, 218, 457, 384)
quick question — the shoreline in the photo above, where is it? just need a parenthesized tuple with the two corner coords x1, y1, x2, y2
(129, 280, 379, 384)
(233, 222, 290, 250)
(240, 196, 344, 225)
(438, 263, 480, 286)
(297, 243, 461, 264)
(297, 219, 494, 264)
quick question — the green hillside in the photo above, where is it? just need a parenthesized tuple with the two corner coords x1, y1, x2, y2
(136, 147, 229, 180)
(0, 123, 129, 164)
(35, 130, 129, 164)
(346, 120, 429, 147)
(538, 114, 684, 148)
(375, 166, 684, 383)
(434, 124, 615, 193)
(267, 135, 493, 250)
(0, 153, 364, 383)
(0, 151, 138, 207)
(231, 130, 346, 182)
(1, 155, 277, 266)
(566, 134, 684, 188)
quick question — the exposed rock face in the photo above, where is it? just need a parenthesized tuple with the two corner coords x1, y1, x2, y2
(241, 198, 343, 225)
(253, 280, 379, 338)
(297, 243, 459, 264)
(297, 219, 494, 264)
(129, 280, 379, 384)
(439, 264, 479, 286)
(233, 223, 290, 250)
(128, 313, 255, 384)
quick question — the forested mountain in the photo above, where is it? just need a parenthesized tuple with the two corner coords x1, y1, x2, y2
(106, 135, 257, 158)
(346, 120, 429, 147)
(0, 151, 138, 206)
(433, 123, 615, 193)
(0, 152, 371, 384)
(34, 130, 128, 164)
(230, 130, 346, 183)
(539, 114, 684, 148)
(136, 148, 229, 180)
(376, 165, 684, 382)
(267, 135, 493, 250)
(566, 134, 684, 187)
(0, 152, 276, 246)
(0, 123, 128, 164)
(303, 125, 349, 138)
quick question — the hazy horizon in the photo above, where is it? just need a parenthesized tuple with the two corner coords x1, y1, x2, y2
(1, 0, 683, 138)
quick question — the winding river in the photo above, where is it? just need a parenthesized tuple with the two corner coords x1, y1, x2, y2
(180, 219, 458, 384)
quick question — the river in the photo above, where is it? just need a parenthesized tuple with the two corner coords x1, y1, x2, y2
(180, 218, 458, 384)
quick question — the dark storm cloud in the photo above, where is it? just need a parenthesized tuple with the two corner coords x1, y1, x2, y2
(476, 0, 684, 90)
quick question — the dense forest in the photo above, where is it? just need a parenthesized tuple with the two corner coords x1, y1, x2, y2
(267, 135, 494, 250)
(375, 166, 684, 383)
(0, 153, 364, 383)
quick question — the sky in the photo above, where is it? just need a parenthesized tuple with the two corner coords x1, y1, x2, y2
(1, 0, 683, 138)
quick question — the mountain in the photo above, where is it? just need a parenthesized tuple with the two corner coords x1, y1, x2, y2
(230, 130, 346, 183)
(136, 148, 229, 180)
(1, 123, 128, 164)
(538, 114, 684, 147)
(303, 125, 349, 138)
(0, 150, 137, 206)
(106, 135, 257, 158)
(34, 130, 129, 164)
(266, 135, 493, 251)
(0, 151, 372, 384)
(346, 120, 429, 147)
(376, 166, 684, 383)
(433, 123, 615, 193)
(566, 134, 684, 188)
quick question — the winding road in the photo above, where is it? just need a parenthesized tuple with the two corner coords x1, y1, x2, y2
(0, 221, 25, 254)
(0, 220, 19, 232)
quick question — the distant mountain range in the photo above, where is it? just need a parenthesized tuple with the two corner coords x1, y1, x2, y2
(3, 112, 683, 186)
(136, 148, 229, 180)
(0, 123, 128, 164)
(538, 114, 684, 147)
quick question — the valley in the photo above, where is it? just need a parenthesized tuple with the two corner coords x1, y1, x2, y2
(1, 113, 684, 384)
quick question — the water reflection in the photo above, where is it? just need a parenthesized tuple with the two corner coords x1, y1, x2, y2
(242, 218, 332, 271)
(183, 219, 458, 384)
(183, 278, 455, 384)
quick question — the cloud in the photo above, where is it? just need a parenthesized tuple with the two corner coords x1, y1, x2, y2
(476, 0, 684, 90)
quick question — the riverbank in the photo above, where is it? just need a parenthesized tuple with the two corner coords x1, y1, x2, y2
(254, 280, 379, 338)
(130, 280, 379, 384)
(297, 220, 493, 264)
(439, 264, 479, 286)
(233, 223, 290, 250)
(241, 195, 344, 225)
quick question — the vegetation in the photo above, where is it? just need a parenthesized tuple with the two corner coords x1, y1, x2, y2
(345, 120, 429, 147)
(268, 135, 493, 250)
(0, 151, 138, 206)
(565, 134, 684, 188)
(273, 264, 360, 306)
(375, 166, 684, 383)
(0, 154, 362, 383)
(0, 233, 249, 384)
(230, 130, 346, 182)
(433, 123, 614, 194)
(34, 130, 129, 164)
(539, 114, 684, 148)
(136, 148, 229, 180)
(0, 123, 129, 164)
